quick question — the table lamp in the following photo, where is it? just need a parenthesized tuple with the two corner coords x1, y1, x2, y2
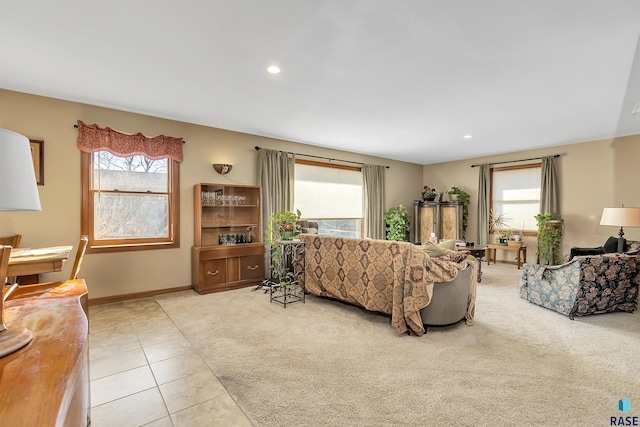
(0, 128, 42, 357)
(600, 206, 640, 253)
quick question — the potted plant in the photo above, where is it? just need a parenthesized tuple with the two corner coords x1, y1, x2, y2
(447, 186, 470, 239)
(512, 222, 524, 243)
(266, 209, 302, 242)
(489, 209, 511, 244)
(421, 186, 438, 201)
(265, 209, 302, 287)
(535, 213, 564, 265)
(384, 204, 411, 241)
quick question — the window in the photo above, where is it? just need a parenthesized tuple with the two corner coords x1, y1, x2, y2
(294, 160, 363, 238)
(81, 151, 180, 252)
(77, 120, 182, 253)
(491, 164, 541, 233)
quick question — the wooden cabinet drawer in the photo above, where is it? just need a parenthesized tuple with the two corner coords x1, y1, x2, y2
(201, 259, 227, 287)
(240, 254, 265, 281)
(192, 243, 265, 294)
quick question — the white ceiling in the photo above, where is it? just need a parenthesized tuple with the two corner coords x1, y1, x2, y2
(2, 1, 640, 165)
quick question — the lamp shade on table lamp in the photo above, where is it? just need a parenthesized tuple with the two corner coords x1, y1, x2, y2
(600, 207, 640, 252)
(0, 128, 42, 357)
(0, 128, 41, 211)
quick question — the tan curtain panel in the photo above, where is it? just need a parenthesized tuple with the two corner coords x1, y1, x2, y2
(540, 155, 559, 215)
(76, 120, 183, 162)
(362, 164, 385, 240)
(476, 164, 490, 246)
(257, 148, 295, 243)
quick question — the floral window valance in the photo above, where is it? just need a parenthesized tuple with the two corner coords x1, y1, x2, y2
(76, 120, 184, 162)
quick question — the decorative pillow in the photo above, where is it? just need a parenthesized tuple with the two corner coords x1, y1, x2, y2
(604, 236, 623, 253)
(569, 246, 605, 261)
(422, 239, 456, 257)
(626, 240, 640, 254)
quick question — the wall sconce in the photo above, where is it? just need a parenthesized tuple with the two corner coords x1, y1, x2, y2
(212, 164, 232, 175)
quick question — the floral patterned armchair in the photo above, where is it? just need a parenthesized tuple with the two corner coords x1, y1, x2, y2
(519, 253, 640, 319)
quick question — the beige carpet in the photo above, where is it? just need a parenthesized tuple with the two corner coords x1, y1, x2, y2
(156, 263, 640, 426)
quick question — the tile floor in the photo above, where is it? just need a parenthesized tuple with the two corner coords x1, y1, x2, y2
(88, 294, 253, 427)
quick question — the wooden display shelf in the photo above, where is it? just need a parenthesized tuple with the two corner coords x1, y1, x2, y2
(193, 183, 265, 293)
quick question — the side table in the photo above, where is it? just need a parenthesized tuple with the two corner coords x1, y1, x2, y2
(463, 246, 486, 283)
(486, 244, 527, 269)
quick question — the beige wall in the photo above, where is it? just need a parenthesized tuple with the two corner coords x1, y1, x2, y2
(0, 89, 423, 299)
(423, 134, 640, 262)
(4, 89, 638, 296)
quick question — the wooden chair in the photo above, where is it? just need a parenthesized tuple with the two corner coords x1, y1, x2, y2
(0, 245, 34, 355)
(0, 236, 21, 285)
(0, 235, 21, 248)
(69, 236, 89, 281)
(1, 245, 14, 330)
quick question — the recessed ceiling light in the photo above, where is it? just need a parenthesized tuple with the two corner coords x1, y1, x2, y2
(266, 65, 281, 74)
(463, 134, 473, 139)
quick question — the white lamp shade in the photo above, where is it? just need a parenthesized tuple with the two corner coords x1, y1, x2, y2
(0, 128, 42, 211)
(600, 207, 640, 227)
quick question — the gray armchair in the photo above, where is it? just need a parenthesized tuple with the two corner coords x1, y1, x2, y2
(297, 220, 319, 234)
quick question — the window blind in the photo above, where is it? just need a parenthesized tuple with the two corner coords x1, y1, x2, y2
(294, 163, 362, 219)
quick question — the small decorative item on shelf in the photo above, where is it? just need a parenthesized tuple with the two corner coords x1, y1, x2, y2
(422, 186, 438, 201)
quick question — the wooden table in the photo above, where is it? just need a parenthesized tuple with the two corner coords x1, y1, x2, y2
(8, 246, 73, 277)
(487, 244, 527, 269)
(462, 246, 486, 282)
(1, 280, 90, 427)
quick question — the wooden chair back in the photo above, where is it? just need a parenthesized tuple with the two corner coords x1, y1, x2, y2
(69, 236, 89, 281)
(0, 235, 21, 248)
(0, 246, 12, 329)
(0, 246, 11, 288)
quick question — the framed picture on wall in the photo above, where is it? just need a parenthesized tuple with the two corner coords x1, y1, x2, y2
(29, 139, 44, 185)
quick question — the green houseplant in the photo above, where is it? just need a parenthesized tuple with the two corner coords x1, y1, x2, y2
(266, 209, 302, 242)
(448, 186, 470, 239)
(535, 213, 564, 265)
(384, 204, 411, 241)
(265, 209, 302, 286)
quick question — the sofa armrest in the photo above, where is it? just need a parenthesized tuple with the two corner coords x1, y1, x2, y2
(520, 260, 581, 316)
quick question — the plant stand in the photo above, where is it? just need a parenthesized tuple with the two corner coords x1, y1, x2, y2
(264, 240, 306, 308)
(269, 280, 305, 307)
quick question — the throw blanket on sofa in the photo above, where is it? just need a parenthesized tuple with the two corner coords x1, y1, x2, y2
(300, 234, 477, 336)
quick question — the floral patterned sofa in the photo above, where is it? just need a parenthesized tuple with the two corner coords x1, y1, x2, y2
(519, 250, 640, 319)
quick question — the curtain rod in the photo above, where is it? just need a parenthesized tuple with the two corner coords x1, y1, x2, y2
(254, 146, 390, 168)
(470, 154, 559, 168)
(73, 124, 186, 143)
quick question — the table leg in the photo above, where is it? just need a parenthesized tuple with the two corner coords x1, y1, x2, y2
(517, 249, 521, 269)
